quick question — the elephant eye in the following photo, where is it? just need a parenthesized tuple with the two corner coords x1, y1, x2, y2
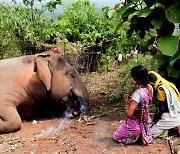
(57, 57, 66, 70)
(69, 73, 75, 79)
(58, 57, 66, 66)
(67, 71, 76, 79)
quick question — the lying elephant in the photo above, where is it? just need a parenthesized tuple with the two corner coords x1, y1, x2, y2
(0, 49, 89, 133)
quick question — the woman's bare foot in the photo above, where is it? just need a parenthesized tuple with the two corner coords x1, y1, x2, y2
(142, 140, 148, 146)
(140, 134, 148, 146)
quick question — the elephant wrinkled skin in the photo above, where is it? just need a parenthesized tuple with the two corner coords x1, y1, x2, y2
(0, 50, 89, 133)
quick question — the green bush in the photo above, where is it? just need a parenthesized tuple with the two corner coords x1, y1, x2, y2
(43, 0, 116, 46)
(112, 0, 180, 78)
(118, 54, 153, 96)
(0, 1, 56, 58)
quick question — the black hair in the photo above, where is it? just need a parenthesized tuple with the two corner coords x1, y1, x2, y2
(131, 65, 150, 86)
(148, 73, 158, 83)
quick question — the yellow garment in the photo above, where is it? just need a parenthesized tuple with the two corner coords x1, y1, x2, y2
(157, 87, 166, 101)
(148, 71, 180, 101)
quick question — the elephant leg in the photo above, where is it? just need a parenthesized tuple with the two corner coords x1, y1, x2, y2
(0, 105, 22, 133)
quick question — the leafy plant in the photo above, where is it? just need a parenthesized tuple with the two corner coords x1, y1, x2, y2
(112, 0, 180, 79)
(0, 0, 62, 58)
(42, 0, 119, 72)
(104, 85, 118, 102)
(43, 0, 115, 45)
(118, 54, 153, 95)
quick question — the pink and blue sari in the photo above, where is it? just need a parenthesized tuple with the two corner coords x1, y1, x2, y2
(112, 87, 153, 145)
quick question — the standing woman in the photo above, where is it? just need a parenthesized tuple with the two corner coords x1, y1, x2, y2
(112, 65, 153, 145)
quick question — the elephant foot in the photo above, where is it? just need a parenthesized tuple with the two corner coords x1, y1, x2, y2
(0, 106, 22, 133)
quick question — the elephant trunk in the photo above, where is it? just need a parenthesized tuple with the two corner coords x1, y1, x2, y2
(76, 96, 87, 115)
(69, 90, 88, 116)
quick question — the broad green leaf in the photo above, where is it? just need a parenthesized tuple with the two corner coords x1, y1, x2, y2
(167, 64, 180, 78)
(166, 52, 180, 78)
(132, 0, 140, 3)
(171, 52, 180, 61)
(108, 10, 115, 18)
(138, 7, 152, 18)
(115, 5, 130, 24)
(151, 55, 168, 69)
(142, 1, 147, 9)
(128, 11, 138, 21)
(114, 21, 123, 34)
(150, 3, 164, 9)
(165, 2, 180, 23)
(151, 17, 164, 29)
(122, 7, 136, 19)
(168, 52, 180, 78)
(157, 36, 179, 56)
(129, 14, 139, 24)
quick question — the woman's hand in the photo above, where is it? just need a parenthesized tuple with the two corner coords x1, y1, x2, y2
(124, 94, 130, 105)
(124, 94, 138, 118)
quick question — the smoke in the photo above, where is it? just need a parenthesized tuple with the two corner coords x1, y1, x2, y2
(78, 97, 87, 115)
(33, 98, 87, 139)
(35, 126, 55, 138)
(34, 112, 71, 139)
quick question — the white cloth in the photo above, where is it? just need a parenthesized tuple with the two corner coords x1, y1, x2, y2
(160, 85, 180, 117)
(118, 54, 122, 62)
(151, 113, 180, 138)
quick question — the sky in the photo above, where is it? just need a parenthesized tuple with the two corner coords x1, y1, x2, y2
(3, 0, 120, 9)
(3, 0, 120, 17)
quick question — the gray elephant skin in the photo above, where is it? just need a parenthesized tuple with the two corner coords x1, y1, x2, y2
(0, 50, 89, 133)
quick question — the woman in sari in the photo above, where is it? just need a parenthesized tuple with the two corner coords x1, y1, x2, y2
(149, 71, 180, 138)
(112, 65, 153, 145)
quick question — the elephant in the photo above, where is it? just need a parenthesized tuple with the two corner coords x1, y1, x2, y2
(0, 49, 89, 133)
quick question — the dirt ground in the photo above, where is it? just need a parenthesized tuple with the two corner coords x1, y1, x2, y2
(0, 69, 180, 154)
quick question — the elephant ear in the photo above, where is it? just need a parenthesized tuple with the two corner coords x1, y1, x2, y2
(34, 54, 52, 90)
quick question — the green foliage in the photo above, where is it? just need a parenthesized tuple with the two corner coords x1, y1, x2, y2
(104, 85, 118, 102)
(1, 0, 120, 74)
(165, 1, 180, 23)
(43, 0, 115, 46)
(151, 55, 168, 71)
(157, 36, 179, 56)
(42, 0, 62, 12)
(0, 0, 62, 58)
(110, 13, 157, 56)
(118, 54, 153, 95)
(112, 0, 180, 79)
(23, 0, 62, 14)
(0, 3, 26, 58)
(41, 0, 121, 73)
(99, 54, 109, 72)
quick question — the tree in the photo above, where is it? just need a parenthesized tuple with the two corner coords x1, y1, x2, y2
(0, 0, 62, 58)
(112, 0, 180, 78)
(22, 0, 62, 23)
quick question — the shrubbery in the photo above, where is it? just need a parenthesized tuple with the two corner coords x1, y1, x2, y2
(0, 0, 179, 83)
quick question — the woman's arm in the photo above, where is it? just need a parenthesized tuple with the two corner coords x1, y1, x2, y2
(125, 100, 138, 118)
